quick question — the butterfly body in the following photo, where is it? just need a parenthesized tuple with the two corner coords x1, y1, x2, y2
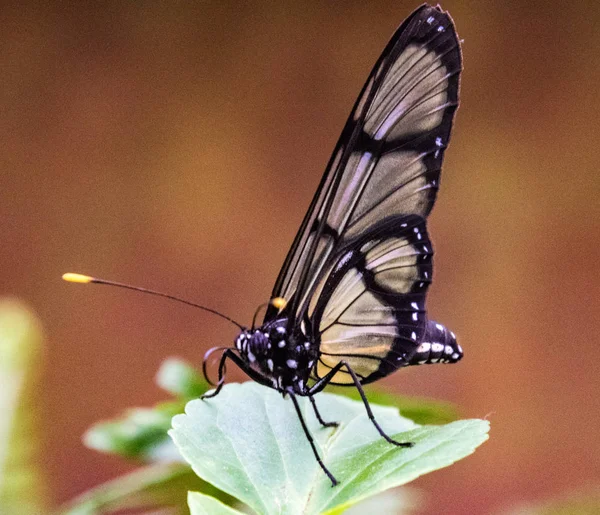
(235, 321, 317, 394)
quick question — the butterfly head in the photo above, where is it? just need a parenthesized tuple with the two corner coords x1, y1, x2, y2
(235, 320, 316, 394)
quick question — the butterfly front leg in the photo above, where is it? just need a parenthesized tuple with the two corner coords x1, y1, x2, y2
(309, 361, 413, 448)
(201, 348, 274, 400)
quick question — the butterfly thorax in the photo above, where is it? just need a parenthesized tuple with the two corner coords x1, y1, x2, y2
(235, 319, 317, 394)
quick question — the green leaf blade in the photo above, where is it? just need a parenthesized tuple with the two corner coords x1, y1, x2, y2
(188, 491, 246, 515)
(170, 382, 489, 515)
(315, 420, 489, 514)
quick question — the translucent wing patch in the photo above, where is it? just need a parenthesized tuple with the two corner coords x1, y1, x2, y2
(311, 215, 433, 385)
(268, 5, 461, 324)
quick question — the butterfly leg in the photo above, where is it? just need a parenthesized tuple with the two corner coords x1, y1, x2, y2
(287, 388, 338, 487)
(201, 349, 274, 399)
(309, 394, 339, 428)
(200, 349, 231, 399)
(309, 361, 413, 448)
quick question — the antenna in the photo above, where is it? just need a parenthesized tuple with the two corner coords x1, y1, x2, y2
(62, 273, 244, 330)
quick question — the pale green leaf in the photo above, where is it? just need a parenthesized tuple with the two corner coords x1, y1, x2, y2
(170, 382, 489, 515)
(0, 299, 47, 514)
(188, 491, 246, 515)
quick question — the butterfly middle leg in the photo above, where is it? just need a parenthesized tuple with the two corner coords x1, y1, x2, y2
(308, 394, 339, 428)
(287, 388, 338, 486)
(309, 360, 413, 448)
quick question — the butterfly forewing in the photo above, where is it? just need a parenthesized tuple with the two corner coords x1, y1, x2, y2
(268, 5, 461, 329)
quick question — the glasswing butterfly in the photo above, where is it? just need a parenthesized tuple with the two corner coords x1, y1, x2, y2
(65, 3, 463, 486)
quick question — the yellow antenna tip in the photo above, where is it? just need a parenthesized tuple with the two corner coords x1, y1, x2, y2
(62, 273, 94, 284)
(271, 297, 287, 311)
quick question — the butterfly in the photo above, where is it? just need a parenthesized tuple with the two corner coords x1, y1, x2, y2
(201, 4, 463, 485)
(64, 3, 463, 487)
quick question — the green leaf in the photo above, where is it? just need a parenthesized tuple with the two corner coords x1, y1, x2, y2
(329, 386, 459, 425)
(156, 357, 209, 399)
(84, 404, 185, 462)
(188, 491, 246, 515)
(82, 357, 209, 462)
(57, 463, 219, 515)
(170, 382, 489, 515)
(0, 299, 48, 514)
(343, 488, 421, 515)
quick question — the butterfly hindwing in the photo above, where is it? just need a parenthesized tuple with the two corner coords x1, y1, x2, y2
(310, 214, 433, 385)
(267, 5, 461, 324)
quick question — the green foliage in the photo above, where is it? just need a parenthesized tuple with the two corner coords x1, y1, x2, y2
(0, 299, 47, 514)
(83, 357, 209, 462)
(84, 403, 184, 462)
(60, 463, 205, 515)
(63, 357, 488, 514)
(327, 385, 459, 425)
(188, 491, 246, 515)
(170, 382, 489, 515)
(83, 358, 459, 466)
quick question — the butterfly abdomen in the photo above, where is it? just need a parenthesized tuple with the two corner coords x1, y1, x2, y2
(409, 320, 463, 365)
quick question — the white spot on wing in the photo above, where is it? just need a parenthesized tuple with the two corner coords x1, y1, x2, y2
(286, 359, 298, 369)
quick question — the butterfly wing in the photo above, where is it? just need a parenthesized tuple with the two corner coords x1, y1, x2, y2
(311, 214, 434, 384)
(268, 5, 461, 326)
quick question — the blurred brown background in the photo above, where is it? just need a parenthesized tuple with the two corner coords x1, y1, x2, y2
(2, 1, 599, 513)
